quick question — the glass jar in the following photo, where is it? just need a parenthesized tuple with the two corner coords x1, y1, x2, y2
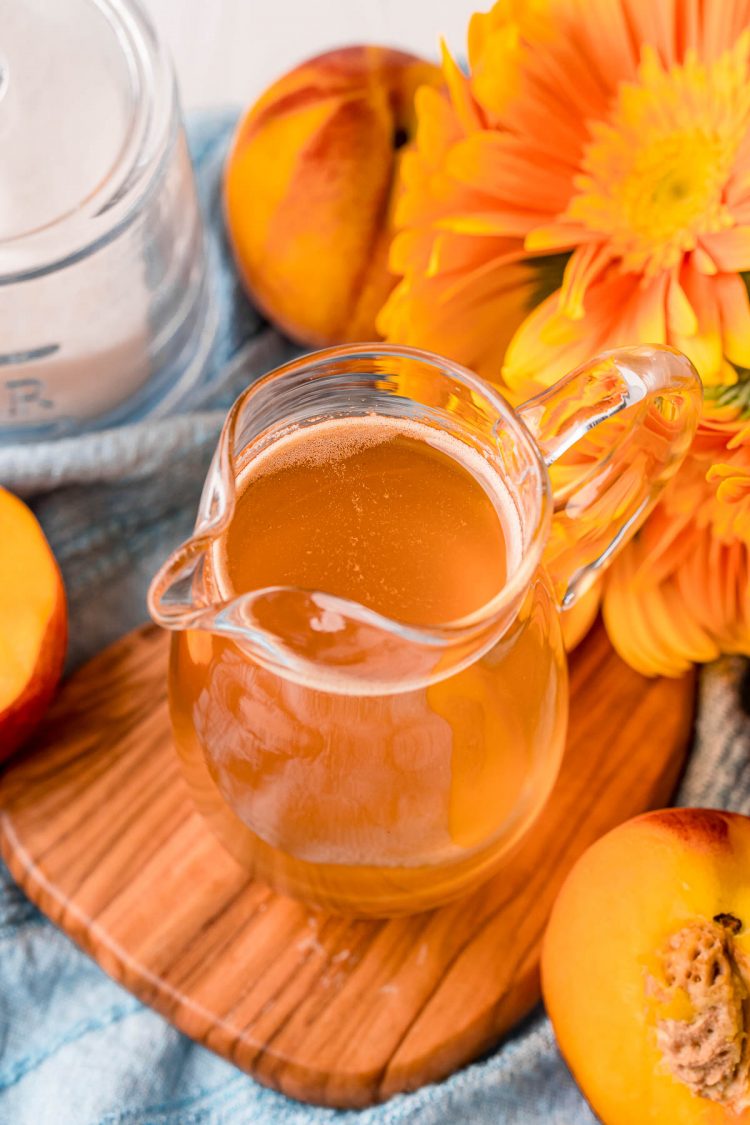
(0, 0, 216, 441)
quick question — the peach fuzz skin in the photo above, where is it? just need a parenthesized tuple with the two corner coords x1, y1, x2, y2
(543, 809, 750, 1124)
(0, 489, 67, 760)
(224, 45, 442, 346)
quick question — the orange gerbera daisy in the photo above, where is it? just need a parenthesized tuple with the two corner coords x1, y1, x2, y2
(379, 0, 750, 676)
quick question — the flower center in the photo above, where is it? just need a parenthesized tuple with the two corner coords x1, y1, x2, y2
(566, 40, 750, 276)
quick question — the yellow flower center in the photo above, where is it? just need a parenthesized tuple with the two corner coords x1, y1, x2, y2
(566, 40, 750, 276)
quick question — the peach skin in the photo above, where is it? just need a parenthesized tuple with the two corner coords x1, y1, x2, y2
(543, 808, 750, 1125)
(0, 488, 67, 760)
(224, 45, 442, 346)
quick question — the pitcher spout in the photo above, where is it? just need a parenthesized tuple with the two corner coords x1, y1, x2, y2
(148, 544, 512, 693)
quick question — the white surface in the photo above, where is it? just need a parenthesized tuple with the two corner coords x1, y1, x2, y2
(143, 0, 475, 109)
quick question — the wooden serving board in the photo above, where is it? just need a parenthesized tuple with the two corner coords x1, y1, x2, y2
(0, 619, 694, 1109)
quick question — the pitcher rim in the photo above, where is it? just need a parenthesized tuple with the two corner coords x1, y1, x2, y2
(150, 342, 554, 646)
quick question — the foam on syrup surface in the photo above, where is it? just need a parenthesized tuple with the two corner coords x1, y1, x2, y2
(211, 415, 523, 617)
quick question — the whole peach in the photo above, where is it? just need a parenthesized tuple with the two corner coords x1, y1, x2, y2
(224, 46, 442, 346)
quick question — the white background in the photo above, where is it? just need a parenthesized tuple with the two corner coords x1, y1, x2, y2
(143, 0, 476, 109)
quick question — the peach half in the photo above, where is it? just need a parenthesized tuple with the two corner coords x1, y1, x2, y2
(224, 45, 442, 346)
(0, 488, 67, 760)
(543, 808, 750, 1124)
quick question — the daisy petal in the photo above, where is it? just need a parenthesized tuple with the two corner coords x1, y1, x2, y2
(715, 272, 750, 368)
(699, 226, 750, 272)
(446, 132, 573, 214)
(666, 274, 698, 337)
(525, 224, 598, 253)
(669, 263, 723, 383)
(436, 210, 550, 237)
(559, 243, 615, 319)
(414, 86, 462, 166)
(440, 40, 484, 134)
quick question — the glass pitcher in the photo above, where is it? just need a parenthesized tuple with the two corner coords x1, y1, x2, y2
(148, 343, 701, 916)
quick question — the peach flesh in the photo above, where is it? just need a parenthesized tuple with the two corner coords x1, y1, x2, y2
(543, 809, 750, 1124)
(0, 488, 67, 759)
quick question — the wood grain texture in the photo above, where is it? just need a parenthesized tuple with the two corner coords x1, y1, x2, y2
(0, 619, 694, 1108)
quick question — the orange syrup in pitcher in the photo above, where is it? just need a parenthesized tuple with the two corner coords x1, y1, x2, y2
(169, 416, 566, 914)
(218, 418, 509, 625)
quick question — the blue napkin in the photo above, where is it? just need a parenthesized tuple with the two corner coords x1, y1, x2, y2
(1, 109, 749, 1125)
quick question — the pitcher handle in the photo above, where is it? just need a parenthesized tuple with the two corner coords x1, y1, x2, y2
(516, 345, 702, 608)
